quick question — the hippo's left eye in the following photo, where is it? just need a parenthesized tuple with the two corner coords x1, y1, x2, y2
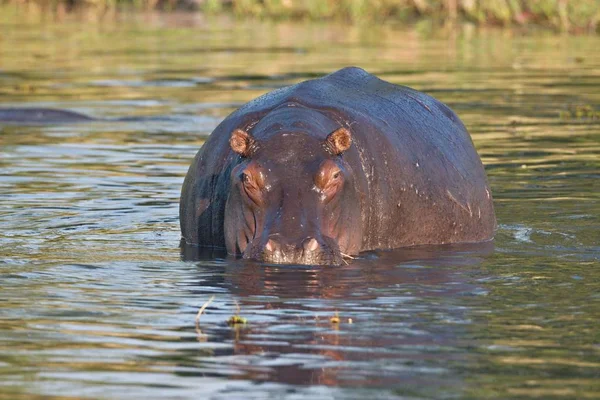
(315, 160, 344, 204)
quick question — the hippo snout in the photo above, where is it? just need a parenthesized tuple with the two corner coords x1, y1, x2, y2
(246, 235, 343, 265)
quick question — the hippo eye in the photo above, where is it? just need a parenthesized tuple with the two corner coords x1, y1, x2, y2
(241, 173, 251, 184)
(333, 171, 341, 179)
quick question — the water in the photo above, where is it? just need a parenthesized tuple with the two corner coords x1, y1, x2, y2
(1, 11, 599, 399)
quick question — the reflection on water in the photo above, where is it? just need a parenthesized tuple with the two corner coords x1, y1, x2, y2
(1, 11, 599, 400)
(182, 243, 494, 392)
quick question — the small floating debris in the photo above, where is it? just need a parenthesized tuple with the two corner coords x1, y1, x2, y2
(195, 295, 215, 329)
(330, 311, 340, 324)
(227, 315, 248, 326)
(227, 300, 247, 327)
(195, 296, 248, 336)
(329, 312, 353, 325)
(195, 295, 215, 340)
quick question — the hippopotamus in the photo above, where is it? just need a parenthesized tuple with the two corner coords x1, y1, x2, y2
(180, 67, 496, 265)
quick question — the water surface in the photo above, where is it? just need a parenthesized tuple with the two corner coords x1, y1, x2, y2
(1, 11, 599, 399)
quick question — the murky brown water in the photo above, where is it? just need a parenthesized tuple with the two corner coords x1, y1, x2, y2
(1, 10, 599, 399)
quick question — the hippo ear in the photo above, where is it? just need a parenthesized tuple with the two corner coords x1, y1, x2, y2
(230, 129, 256, 157)
(325, 127, 352, 155)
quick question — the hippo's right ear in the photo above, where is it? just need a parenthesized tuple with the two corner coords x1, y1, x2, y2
(230, 129, 256, 157)
(325, 127, 352, 155)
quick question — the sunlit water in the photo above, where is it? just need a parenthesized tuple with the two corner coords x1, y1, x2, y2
(1, 10, 599, 399)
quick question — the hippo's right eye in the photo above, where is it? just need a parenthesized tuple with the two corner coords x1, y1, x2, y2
(241, 173, 251, 184)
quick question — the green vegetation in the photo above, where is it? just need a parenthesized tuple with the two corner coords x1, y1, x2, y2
(559, 105, 600, 121)
(1, 0, 600, 32)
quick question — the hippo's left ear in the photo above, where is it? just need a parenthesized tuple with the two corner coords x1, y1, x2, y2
(325, 127, 352, 155)
(230, 129, 256, 157)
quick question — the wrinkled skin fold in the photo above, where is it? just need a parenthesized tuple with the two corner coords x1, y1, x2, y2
(180, 67, 496, 265)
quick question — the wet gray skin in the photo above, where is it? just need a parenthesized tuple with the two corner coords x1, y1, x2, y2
(179, 67, 496, 265)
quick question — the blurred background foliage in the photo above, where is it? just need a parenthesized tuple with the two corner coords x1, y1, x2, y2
(1, 0, 599, 32)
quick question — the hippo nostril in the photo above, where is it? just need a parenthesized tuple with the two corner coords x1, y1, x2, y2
(265, 239, 279, 253)
(303, 237, 319, 253)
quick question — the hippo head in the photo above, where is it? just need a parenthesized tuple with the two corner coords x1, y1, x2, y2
(223, 126, 362, 265)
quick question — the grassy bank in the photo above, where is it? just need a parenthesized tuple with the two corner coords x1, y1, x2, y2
(2, 0, 599, 32)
